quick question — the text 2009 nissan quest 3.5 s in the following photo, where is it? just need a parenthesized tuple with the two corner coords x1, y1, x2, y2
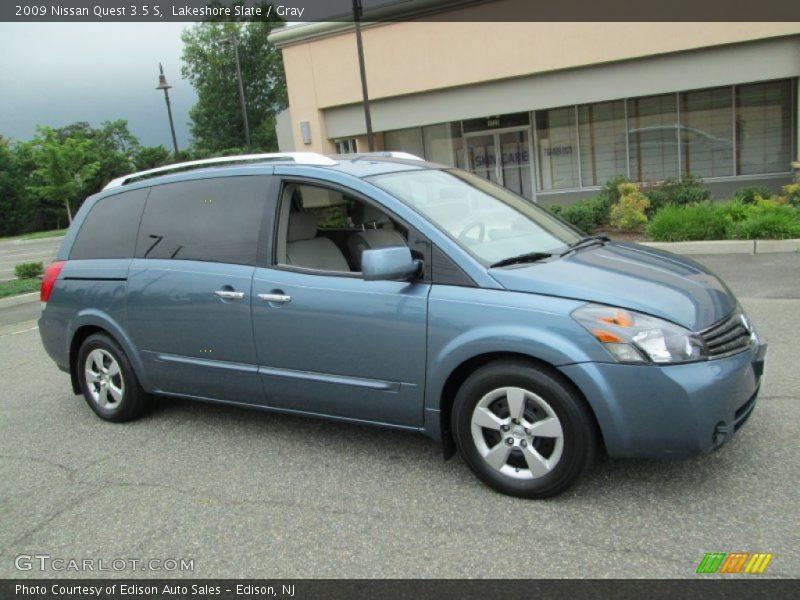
(39, 152, 767, 498)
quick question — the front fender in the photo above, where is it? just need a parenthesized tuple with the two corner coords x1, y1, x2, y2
(424, 287, 609, 413)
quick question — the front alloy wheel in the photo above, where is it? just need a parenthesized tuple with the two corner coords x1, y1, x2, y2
(470, 386, 564, 479)
(452, 360, 596, 498)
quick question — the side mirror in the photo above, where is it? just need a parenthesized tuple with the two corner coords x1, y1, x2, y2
(361, 246, 421, 282)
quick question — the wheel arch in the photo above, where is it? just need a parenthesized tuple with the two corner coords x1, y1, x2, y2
(68, 312, 149, 395)
(436, 351, 606, 460)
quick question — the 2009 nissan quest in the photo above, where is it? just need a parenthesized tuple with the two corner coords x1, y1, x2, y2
(39, 152, 767, 498)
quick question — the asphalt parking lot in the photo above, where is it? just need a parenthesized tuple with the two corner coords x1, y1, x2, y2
(0, 236, 61, 283)
(0, 253, 797, 579)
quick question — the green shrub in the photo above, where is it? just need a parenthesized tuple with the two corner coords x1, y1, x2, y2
(732, 185, 774, 205)
(549, 202, 596, 234)
(643, 174, 710, 212)
(547, 194, 612, 234)
(610, 183, 650, 231)
(14, 261, 43, 279)
(646, 203, 729, 241)
(781, 183, 800, 207)
(728, 202, 800, 240)
(721, 200, 751, 224)
(599, 174, 631, 205)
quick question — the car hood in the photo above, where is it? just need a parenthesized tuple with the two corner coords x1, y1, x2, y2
(488, 242, 736, 331)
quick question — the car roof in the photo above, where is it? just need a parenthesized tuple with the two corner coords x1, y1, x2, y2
(102, 152, 442, 193)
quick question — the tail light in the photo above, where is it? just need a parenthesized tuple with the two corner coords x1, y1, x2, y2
(41, 260, 66, 304)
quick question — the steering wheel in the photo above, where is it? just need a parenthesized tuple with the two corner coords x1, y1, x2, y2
(457, 220, 486, 244)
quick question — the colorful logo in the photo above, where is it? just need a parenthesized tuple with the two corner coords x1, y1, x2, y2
(696, 552, 773, 574)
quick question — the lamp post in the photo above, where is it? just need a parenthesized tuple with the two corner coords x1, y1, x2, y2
(353, 0, 374, 151)
(221, 36, 251, 148)
(155, 63, 180, 157)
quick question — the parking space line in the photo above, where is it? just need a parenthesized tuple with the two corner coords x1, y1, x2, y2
(0, 325, 39, 337)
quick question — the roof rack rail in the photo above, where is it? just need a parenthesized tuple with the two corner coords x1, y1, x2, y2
(335, 151, 424, 162)
(103, 152, 338, 190)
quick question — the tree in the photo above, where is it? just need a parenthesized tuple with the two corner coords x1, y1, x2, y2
(181, 5, 287, 152)
(0, 140, 30, 236)
(51, 119, 139, 196)
(133, 145, 172, 170)
(27, 127, 101, 224)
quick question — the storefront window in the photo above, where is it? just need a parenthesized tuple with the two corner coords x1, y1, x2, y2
(422, 122, 462, 167)
(377, 79, 793, 192)
(679, 88, 734, 178)
(627, 94, 679, 182)
(536, 107, 579, 190)
(383, 127, 425, 158)
(334, 138, 357, 154)
(735, 80, 793, 175)
(577, 100, 628, 186)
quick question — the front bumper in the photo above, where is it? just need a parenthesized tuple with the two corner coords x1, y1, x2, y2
(559, 342, 767, 459)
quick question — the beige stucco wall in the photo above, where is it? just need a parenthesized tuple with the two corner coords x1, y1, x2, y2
(279, 19, 800, 152)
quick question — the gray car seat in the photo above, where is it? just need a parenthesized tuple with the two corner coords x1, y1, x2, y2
(286, 212, 350, 272)
(347, 204, 407, 270)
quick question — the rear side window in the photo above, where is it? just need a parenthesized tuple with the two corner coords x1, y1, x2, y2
(69, 188, 149, 260)
(136, 176, 266, 265)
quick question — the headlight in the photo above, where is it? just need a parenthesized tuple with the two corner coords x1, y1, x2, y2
(572, 303, 706, 364)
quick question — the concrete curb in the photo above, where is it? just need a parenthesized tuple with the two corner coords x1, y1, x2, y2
(640, 239, 800, 255)
(0, 292, 39, 309)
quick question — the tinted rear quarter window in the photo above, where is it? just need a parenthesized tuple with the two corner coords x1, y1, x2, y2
(69, 188, 149, 260)
(136, 176, 267, 265)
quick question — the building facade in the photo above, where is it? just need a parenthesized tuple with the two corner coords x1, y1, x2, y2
(270, 5, 800, 204)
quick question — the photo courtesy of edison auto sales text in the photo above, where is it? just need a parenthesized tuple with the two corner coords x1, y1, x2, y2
(14, 584, 296, 596)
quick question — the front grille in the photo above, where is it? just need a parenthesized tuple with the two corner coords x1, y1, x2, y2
(700, 312, 752, 359)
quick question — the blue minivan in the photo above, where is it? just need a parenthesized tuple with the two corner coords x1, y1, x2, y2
(39, 152, 766, 498)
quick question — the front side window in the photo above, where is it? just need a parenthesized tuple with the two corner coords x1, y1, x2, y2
(275, 183, 409, 273)
(135, 176, 266, 265)
(369, 169, 580, 264)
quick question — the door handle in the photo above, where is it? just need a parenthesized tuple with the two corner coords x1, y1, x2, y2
(257, 293, 292, 303)
(214, 290, 245, 300)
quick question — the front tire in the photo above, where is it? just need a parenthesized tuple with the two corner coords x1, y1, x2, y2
(77, 333, 150, 422)
(452, 360, 596, 499)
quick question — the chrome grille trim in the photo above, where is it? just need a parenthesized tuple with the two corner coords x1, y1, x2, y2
(699, 311, 753, 359)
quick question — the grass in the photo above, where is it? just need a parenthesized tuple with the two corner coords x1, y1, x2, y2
(0, 278, 40, 299)
(0, 229, 66, 242)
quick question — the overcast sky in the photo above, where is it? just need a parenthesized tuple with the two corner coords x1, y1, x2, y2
(0, 22, 197, 148)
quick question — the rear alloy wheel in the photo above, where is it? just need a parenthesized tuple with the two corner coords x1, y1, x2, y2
(84, 348, 125, 411)
(452, 360, 596, 498)
(77, 333, 150, 422)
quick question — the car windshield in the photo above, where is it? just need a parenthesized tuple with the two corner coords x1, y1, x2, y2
(368, 168, 581, 264)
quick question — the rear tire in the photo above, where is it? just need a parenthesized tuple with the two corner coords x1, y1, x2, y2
(452, 360, 596, 499)
(77, 333, 150, 422)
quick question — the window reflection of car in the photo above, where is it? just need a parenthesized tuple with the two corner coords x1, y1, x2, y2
(620, 124, 733, 155)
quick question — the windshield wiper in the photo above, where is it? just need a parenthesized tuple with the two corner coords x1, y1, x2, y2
(561, 234, 610, 255)
(489, 252, 552, 268)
